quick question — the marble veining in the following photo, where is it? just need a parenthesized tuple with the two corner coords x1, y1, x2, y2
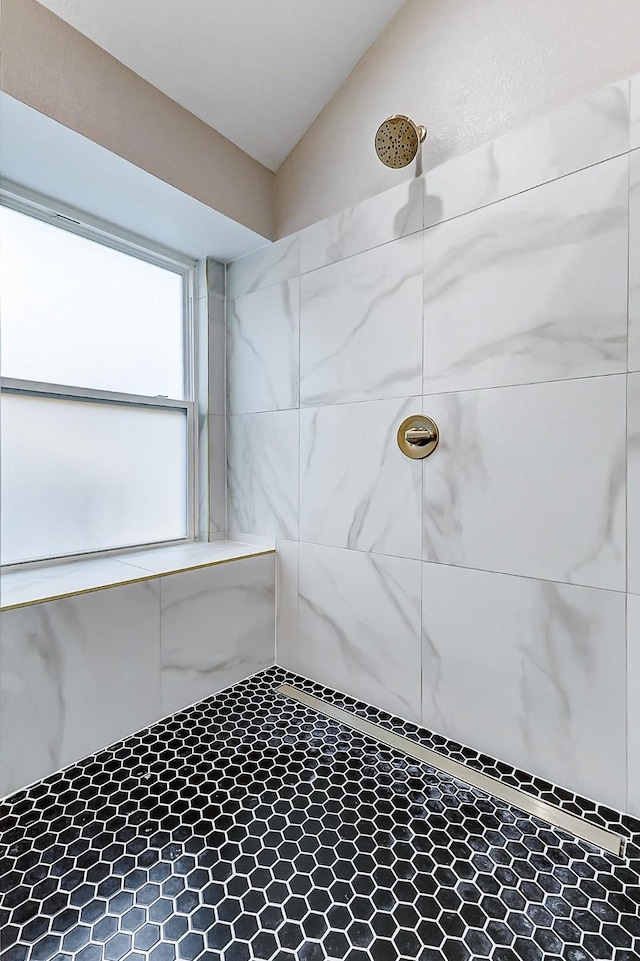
(297, 542, 422, 723)
(227, 410, 299, 539)
(300, 233, 423, 406)
(226, 233, 300, 300)
(299, 397, 422, 559)
(218, 73, 640, 823)
(299, 176, 423, 274)
(0, 581, 160, 798)
(421, 563, 627, 809)
(0, 542, 272, 610)
(424, 79, 629, 229)
(227, 279, 299, 414)
(159, 555, 275, 716)
(630, 150, 640, 372)
(423, 156, 629, 393)
(421, 376, 626, 591)
(1, 556, 145, 610)
(628, 373, 640, 595)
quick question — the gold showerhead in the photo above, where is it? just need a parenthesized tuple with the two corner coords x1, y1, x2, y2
(374, 115, 427, 168)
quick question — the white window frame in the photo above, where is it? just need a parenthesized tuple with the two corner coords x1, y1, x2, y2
(0, 184, 200, 570)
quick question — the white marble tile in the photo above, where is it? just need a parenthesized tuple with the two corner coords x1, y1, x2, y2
(275, 539, 299, 672)
(422, 375, 626, 591)
(207, 257, 226, 301)
(629, 373, 640, 595)
(424, 80, 629, 229)
(197, 408, 210, 538)
(196, 295, 209, 414)
(630, 151, 640, 373)
(119, 541, 272, 575)
(227, 234, 300, 300)
(421, 563, 626, 810)
(160, 554, 275, 715)
(631, 74, 640, 150)
(208, 296, 225, 416)
(297, 543, 422, 722)
(223, 533, 276, 548)
(300, 177, 423, 274)
(0, 581, 160, 797)
(628, 592, 640, 817)
(209, 414, 227, 535)
(0, 556, 146, 610)
(424, 157, 629, 393)
(227, 410, 299, 539)
(227, 279, 299, 414)
(300, 234, 423, 407)
(196, 258, 208, 301)
(300, 398, 422, 559)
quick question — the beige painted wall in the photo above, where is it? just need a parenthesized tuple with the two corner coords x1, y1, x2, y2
(276, 0, 640, 236)
(0, 0, 275, 239)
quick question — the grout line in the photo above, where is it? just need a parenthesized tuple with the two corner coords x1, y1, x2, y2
(245, 148, 640, 293)
(276, 683, 626, 858)
(292, 541, 628, 596)
(1, 550, 276, 612)
(420, 225, 426, 726)
(227, 370, 630, 417)
(625, 153, 631, 813)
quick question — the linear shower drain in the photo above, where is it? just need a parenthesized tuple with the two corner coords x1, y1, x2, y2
(276, 684, 625, 858)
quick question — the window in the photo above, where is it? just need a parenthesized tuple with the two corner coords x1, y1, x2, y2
(0, 191, 198, 566)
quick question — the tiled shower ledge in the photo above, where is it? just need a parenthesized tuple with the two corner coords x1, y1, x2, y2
(1, 667, 639, 961)
(0, 542, 275, 612)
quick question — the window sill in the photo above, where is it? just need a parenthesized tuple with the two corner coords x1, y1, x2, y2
(0, 542, 276, 612)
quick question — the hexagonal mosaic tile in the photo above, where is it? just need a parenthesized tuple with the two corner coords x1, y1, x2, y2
(1, 666, 639, 961)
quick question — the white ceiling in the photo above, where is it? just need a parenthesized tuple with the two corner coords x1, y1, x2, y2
(36, 0, 406, 171)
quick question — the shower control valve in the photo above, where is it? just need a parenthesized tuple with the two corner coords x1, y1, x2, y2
(397, 414, 440, 459)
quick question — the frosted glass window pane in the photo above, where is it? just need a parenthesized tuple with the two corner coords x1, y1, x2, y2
(1, 393, 188, 564)
(0, 206, 184, 397)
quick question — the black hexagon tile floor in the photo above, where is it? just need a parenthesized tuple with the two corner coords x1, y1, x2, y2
(1, 666, 639, 961)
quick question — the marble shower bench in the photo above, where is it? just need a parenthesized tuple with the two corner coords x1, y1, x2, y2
(0, 542, 276, 798)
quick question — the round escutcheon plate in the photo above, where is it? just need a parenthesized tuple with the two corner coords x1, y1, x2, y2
(397, 414, 439, 459)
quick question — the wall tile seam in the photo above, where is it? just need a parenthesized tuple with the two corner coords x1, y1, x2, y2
(288, 541, 631, 597)
(226, 146, 640, 298)
(1, 656, 279, 805)
(626, 146, 630, 596)
(225, 370, 632, 418)
(223, 262, 228, 537)
(0, 553, 276, 612)
(226, 238, 301, 303)
(419, 147, 635, 233)
(626, 592, 631, 813)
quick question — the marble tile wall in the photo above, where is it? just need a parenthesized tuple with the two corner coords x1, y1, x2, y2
(205, 258, 227, 538)
(160, 556, 275, 715)
(226, 73, 640, 815)
(630, 150, 640, 373)
(0, 555, 276, 797)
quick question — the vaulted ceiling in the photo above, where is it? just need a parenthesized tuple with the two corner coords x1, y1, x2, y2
(36, 0, 406, 171)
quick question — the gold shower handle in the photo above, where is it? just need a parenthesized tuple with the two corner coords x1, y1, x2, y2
(404, 425, 436, 446)
(397, 415, 440, 459)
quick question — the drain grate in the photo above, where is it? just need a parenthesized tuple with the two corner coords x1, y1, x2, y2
(276, 683, 625, 858)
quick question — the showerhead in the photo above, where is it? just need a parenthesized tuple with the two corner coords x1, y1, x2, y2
(374, 115, 427, 168)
